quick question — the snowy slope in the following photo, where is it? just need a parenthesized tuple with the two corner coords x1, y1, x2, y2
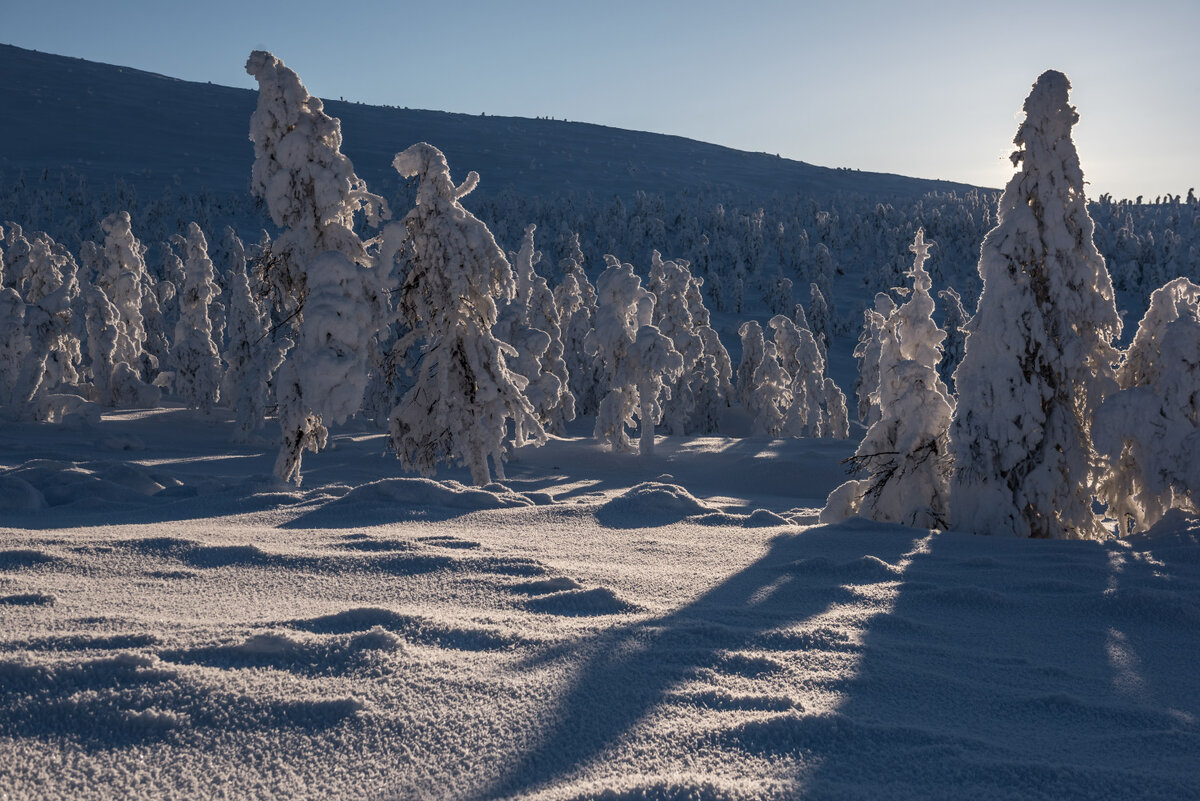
(0, 44, 982, 201)
(1, 409, 1198, 800)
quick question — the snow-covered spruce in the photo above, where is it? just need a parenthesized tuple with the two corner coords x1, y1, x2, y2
(823, 229, 953, 528)
(808, 281, 833, 359)
(246, 50, 387, 484)
(648, 251, 704, 435)
(770, 314, 824, 437)
(99, 211, 153, 381)
(555, 233, 600, 416)
(950, 71, 1121, 540)
(625, 324, 685, 455)
(84, 285, 120, 405)
(173, 223, 223, 413)
(387, 143, 544, 485)
(937, 285, 968, 392)
(853, 293, 895, 426)
(735, 320, 766, 410)
(11, 236, 73, 416)
(1095, 278, 1200, 535)
(496, 224, 574, 436)
(222, 232, 286, 441)
(587, 255, 654, 452)
(0, 250, 28, 403)
(748, 342, 791, 437)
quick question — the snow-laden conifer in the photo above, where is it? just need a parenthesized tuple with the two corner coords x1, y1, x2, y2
(173, 223, 223, 413)
(0, 283, 28, 402)
(222, 234, 284, 441)
(246, 50, 387, 484)
(85, 285, 120, 405)
(951, 72, 1121, 540)
(626, 324, 685, 455)
(823, 229, 953, 527)
(808, 282, 833, 359)
(1094, 278, 1200, 534)
(13, 237, 74, 415)
(387, 143, 544, 485)
(99, 211, 152, 379)
(648, 251, 704, 435)
(748, 343, 791, 437)
(588, 255, 654, 452)
(735, 320, 766, 410)
(497, 224, 574, 435)
(853, 294, 895, 425)
(772, 315, 825, 437)
(555, 242, 599, 416)
(937, 285, 968, 392)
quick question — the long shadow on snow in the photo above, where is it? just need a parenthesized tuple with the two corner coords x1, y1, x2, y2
(468, 522, 925, 800)
(790, 528, 1200, 800)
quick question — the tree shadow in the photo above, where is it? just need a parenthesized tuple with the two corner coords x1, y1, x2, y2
(471, 521, 925, 800)
(788, 526, 1200, 799)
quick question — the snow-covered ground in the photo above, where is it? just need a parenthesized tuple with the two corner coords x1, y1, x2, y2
(2, 408, 1198, 800)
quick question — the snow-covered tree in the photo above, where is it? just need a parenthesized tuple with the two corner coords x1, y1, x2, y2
(84, 285, 121, 406)
(736, 320, 766, 409)
(823, 229, 953, 527)
(13, 237, 74, 415)
(173, 223, 223, 413)
(626, 324, 684, 455)
(854, 293, 896, 425)
(246, 50, 387, 484)
(772, 315, 823, 437)
(1095, 278, 1200, 535)
(387, 143, 544, 485)
(556, 243, 599, 416)
(937, 285, 968, 392)
(748, 343, 791, 437)
(222, 234, 285, 441)
(99, 211, 153, 380)
(588, 255, 653, 452)
(497, 224, 574, 435)
(951, 71, 1121, 540)
(0, 271, 28, 402)
(648, 251, 704, 434)
(808, 282, 833, 358)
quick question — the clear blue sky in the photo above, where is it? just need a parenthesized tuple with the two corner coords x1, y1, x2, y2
(5, 0, 1197, 200)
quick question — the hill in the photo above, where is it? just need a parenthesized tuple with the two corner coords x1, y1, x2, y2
(0, 43, 982, 202)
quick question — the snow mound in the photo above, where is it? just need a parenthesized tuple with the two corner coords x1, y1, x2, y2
(0, 549, 59, 569)
(596, 482, 718, 528)
(508, 577, 585, 595)
(784, 554, 903, 582)
(524, 587, 639, 616)
(0, 459, 184, 511)
(286, 477, 540, 527)
(162, 629, 401, 675)
(290, 607, 522, 651)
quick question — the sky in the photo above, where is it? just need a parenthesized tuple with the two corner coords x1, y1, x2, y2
(4, 0, 1197, 200)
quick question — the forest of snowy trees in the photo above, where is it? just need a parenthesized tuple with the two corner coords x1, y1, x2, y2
(2, 55, 1198, 540)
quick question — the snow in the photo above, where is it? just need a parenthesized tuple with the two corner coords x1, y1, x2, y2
(2, 407, 1198, 800)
